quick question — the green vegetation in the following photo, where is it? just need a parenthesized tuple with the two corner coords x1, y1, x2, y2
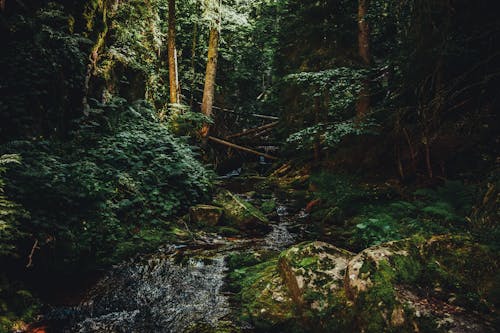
(0, 0, 498, 331)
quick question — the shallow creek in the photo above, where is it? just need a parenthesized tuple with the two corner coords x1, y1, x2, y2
(45, 178, 307, 332)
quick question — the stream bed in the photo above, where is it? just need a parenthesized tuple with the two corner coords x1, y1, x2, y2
(43, 179, 306, 332)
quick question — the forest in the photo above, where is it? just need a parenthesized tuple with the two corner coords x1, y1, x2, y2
(0, 0, 499, 332)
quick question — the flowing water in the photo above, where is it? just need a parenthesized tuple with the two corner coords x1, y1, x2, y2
(44, 180, 303, 332)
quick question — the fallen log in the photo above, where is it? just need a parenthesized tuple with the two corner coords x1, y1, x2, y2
(208, 136, 278, 160)
(226, 121, 279, 139)
(196, 102, 279, 120)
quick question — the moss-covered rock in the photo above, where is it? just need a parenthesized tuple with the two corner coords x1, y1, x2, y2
(190, 205, 223, 226)
(278, 242, 353, 312)
(215, 190, 271, 233)
(278, 241, 355, 331)
(237, 259, 296, 330)
(234, 236, 498, 333)
(345, 235, 499, 332)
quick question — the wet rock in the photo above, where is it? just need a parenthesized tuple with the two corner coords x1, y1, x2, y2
(215, 190, 271, 233)
(190, 205, 223, 226)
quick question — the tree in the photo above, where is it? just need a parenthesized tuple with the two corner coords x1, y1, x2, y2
(168, 0, 180, 104)
(200, 0, 221, 138)
(356, 0, 371, 119)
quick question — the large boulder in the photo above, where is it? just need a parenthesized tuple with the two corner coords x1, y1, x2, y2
(278, 241, 353, 312)
(238, 259, 295, 331)
(344, 235, 499, 333)
(237, 236, 499, 333)
(238, 242, 355, 331)
(189, 204, 223, 226)
(215, 190, 271, 233)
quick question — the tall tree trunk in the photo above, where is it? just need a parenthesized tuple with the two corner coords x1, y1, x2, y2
(189, 22, 198, 108)
(200, 25, 220, 137)
(168, 0, 180, 104)
(356, 0, 371, 119)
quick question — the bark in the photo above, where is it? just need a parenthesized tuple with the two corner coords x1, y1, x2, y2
(356, 0, 371, 119)
(189, 22, 198, 108)
(200, 26, 220, 137)
(168, 0, 180, 104)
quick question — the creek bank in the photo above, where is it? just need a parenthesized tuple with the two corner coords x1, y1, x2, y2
(232, 235, 499, 333)
(33, 174, 499, 333)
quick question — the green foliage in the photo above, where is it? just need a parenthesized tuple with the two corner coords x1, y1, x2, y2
(0, 155, 27, 258)
(309, 172, 376, 212)
(0, 276, 40, 333)
(0, 3, 90, 141)
(167, 104, 213, 136)
(283, 68, 376, 152)
(2, 99, 213, 268)
(352, 182, 476, 248)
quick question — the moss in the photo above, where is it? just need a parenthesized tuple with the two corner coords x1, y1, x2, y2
(419, 236, 499, 311)
(260, 198, 277, 214)
(216, 226, 241, 237)
(214, 190, 269, 232)
(236, 259, 296, 330)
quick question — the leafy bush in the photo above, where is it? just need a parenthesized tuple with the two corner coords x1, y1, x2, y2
(283, 68, 377, 153)
(0, 155, 27, 258)
(0, 275, 40, 333)
(351, 182, 476, 248)
(309, 172, 384, 216)
(2, 99, 213, 268)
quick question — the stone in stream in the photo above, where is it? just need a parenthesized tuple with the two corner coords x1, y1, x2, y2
(214, 190, 271, 234)
(189, 204, 224, 226)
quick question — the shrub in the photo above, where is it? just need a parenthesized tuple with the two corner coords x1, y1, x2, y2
(2, 99, 213, 268)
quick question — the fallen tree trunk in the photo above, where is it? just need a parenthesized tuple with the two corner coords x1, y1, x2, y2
(208, 136, 278, 160)
(226, 121, 279, 139)
(196, 102, 279, 120)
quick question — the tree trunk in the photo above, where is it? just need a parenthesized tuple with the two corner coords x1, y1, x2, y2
(168, 0, 180, 104)
(200, 26, 220, 137)
(356, 0, 371, 119)
(189, 22, 198, 108)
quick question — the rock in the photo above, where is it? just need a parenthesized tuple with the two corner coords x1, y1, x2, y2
(214, 190, 271, 233)
(238, 259, 295, 330)
(278, 241, 353, 312)
(237, 236, 499, 333)
(345, 235, 499, 333)
(189, 205, 223, 226)
(345, 239, 411, 299)
(238, 242, 354, 331)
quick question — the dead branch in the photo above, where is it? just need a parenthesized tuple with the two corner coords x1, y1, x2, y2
(208, 136, 278, 160)
(26, 239, 39, 268)
(226, 121, 278, 139)
(196, 102, 279, 120)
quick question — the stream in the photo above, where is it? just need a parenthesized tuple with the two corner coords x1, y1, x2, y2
(42, 177, 307, 333)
